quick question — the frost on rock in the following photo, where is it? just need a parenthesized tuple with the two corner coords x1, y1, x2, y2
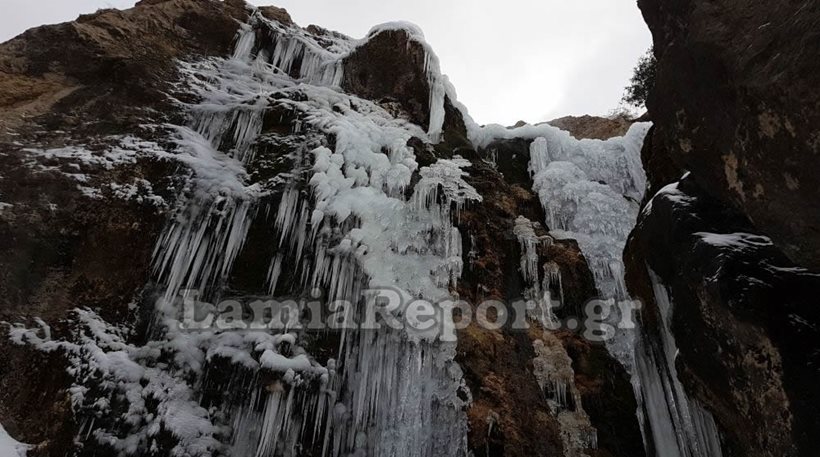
(532, 335, 598, 454)
(18, 139, 165, 203)
(8, 308, 329, 457)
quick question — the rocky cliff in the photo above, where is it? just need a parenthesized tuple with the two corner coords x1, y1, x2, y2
(637, 0, 820, 269)
(627, 0, 820, 456)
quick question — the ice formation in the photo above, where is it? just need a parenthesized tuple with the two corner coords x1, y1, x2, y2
(11, 8, 476, 457)
(532, 335, 598, 453)
(632, 271, 724, 457)
(487, 115, 725, 456)
(526, 123, 650, 300)
(513, 216, 558, 326)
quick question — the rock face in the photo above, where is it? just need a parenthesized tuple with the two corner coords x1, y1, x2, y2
(629, 0, 820, 455)
(0, 0, 248, 135)
(342, 28, 433, 129)
(0, 0, 248, 453)
(638, 0, 820, 269)
(626, 176, 820, 457)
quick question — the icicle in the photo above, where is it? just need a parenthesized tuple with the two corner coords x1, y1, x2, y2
(232, 23, 256, 61)
(528, 137, 550, 176)
(631, 270, 724, 457)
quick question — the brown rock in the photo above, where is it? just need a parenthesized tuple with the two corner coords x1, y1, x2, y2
(0, 1, 249, 452)
(456, 132, 645, 457)
(547, 115, 634, 141)
(258, 5, 294, 25)
(0, 0, 248, 136)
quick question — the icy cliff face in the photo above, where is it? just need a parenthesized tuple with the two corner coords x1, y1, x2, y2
(8, 8, 479, 457)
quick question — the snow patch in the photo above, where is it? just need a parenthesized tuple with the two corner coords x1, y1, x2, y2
(0, 424, 29, 457)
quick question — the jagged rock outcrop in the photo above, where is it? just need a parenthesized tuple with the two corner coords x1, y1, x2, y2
(628, 0, 820, 455)
(342, 28, 432, 130)
(638, 0, 820, 269)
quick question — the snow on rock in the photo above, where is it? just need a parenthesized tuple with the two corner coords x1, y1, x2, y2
(8, 305, 331, 457)
(694, 232, 774, 249)
(0, 424, 29, 457)
(22, 144, 140, 171)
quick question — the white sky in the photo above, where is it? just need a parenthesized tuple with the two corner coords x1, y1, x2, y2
(0, 0, 651, 125)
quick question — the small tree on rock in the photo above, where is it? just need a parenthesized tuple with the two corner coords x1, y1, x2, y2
(622, 47, 656, 109)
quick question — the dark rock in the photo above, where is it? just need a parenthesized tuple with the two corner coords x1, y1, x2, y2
(638, 0, 820, 269)
(0, 1, 249, 452)
(625, 175, 820, 456)
(342, 28, 431, 129)
(258, 5, 294, 25)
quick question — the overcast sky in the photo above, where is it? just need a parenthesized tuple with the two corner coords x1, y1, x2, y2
(0, 0, 651, 125)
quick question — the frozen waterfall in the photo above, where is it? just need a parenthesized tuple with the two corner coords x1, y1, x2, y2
(506, 120, 724, 457)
